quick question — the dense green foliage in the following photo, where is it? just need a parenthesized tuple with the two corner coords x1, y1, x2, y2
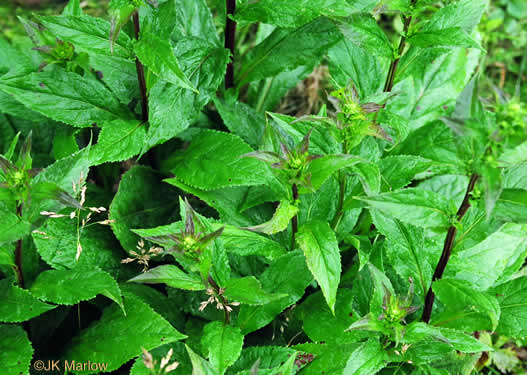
(0, 0, 526, 374)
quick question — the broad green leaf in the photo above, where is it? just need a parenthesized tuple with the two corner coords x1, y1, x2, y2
(63, 293, 186, 373)
(424, 0, 488, 33)
(171, 130, 274, 190)
(494, 188, 527, 223)
(296, 289, 367, 344)
(296, 220, 341, 314)
(135, 32, 197, 92)
(0, 324, 33, 375)
(490, 277, 527, 338)
(235, 0, 351, 28)
(480, 164, 503, 219)
(230, 346, 296, 374)
(303, 154, 363, 192)
(201, 321, 244, 375)
(186, 344, 219, 375)
(391, 121, 464, 171)
(213, 97, 265, 148)
(38, 14, 133, 57)
(222, 277, 286, 306)
(379, 156, 443, 191)
(244, 201, 298, 235)
(211, 224, 286, 260)
(499, 141, 527, 166)
(146, 39, 229, 150)
(389, 45, 480, 131)
(237, 17, 342, 87)
(342, 339, 386, 375)
(0, 208, 31, 244)
(296, 342, 361, 375)
(33, 147, 90, 195)
(32, 217, 125, 279)
(408, 28, 481, 49)
(109, 165, 179, 251)
(89, 119, 146, 165)
(173, 0, 219, 43)
(372, 212, 435, 298)
(0, 71, 133, 128)
(432, 279, 500, 331)
(129, 265, 205, 291)
(357, 188, 455, 228)
(130, 342, 191, 375)
(328, 38, 388, 98)
(29, 267, 124, 311)
(237, 251, 312, 334)
(336, 14, 393, 59)
(0, 279, 56, 323)
(0, 244, 14, 266)
(446, 223, 527, 290)
(402, 322, 492, 353)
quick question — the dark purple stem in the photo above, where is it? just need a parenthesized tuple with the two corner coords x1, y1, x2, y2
(133, 12, 148, 122)
(421, 174, 479, 323)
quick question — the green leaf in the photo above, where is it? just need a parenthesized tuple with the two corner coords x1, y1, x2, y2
(237, 17, 342, 87)
(296, 288, 367, 344)
(303, 154, 363, 192)
(237, 251, 312, 334)
(29, 267, 124, 311)
(342, 339, 386, 375)
(336, 14, 393, 59)
(0, 279, 57, 323)
(379, 156, 442, 191)
(357, 188, 455, 228)
(432, 278, 500, 331)
(63, 293, 186, 373)
(244, 201, 299, 235)
(424, 0, 488, 34)
(0, 244, 14, 266)
(490, 277, 527, 338)
(223, 277, 286, 306)
(372, 212, 435, 298)
(172, 0, 219, 43)
(211, 224, 286, 260)
(0, 208, 31, 244)
(235, 0, 351, 28)
(328, 38, 388, 98)
(146, 40, 229, 150)
(186, 344, 219, 375)
(62, 0, 82, 16)
(0, 324, 33, 375)
(230, 346, 296, 374)
(129, 265, 205, 291)
(38, 14, 133, 58)
(171, 130, 275, 190)
(213, 97, 265, 148)
(408, 28, 481, 49)
(109, 165, 179, 251)
(402, 322, 492, 353)
(446, 223, 527, 290)
(89, 119, 146, 165)
(0, 71, 133, 128)
(480, 164, 503, 219)
(32, 217, 125, 279)
(296, 220, 341, 314)
(295, 342, 361, 375)
(201, 321, 244, 375)
(494, 189, 527, 223)
(135, 32, 197, 92)
(33, 147, 90, 195)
